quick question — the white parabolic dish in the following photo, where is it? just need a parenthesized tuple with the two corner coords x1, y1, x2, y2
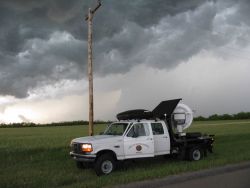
(173, 103, 193, 133)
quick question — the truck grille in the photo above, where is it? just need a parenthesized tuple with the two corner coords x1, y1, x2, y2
(71, 143, 81, 154)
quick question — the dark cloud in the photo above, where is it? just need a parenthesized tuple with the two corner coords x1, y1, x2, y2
(0, 0, 250, 98)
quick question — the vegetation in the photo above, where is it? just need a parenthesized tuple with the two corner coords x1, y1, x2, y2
(194, 112, 250, 121)
(1, 120, 250, 188)
(0, 120, 111, 128)
(1, 112, 250, 128)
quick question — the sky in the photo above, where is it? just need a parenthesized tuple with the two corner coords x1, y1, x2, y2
(0, 0, 250, 123)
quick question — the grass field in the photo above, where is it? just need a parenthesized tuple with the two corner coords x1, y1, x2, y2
(1, 120, 250, 188)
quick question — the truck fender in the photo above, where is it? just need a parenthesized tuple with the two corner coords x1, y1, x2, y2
(96, 150, 118, 161)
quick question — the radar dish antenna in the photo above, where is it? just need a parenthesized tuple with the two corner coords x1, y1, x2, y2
(173, 103, 193, 135)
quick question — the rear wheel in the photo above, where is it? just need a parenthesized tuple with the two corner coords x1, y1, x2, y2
(188, 147, 203, 161)
(94, 153, 116, 176)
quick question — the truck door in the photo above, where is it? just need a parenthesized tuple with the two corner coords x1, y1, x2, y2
(124, 122, 154, 159)
(151, 122, 170, 155)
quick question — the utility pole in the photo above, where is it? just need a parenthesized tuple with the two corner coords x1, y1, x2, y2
(85, 0, 101, 136)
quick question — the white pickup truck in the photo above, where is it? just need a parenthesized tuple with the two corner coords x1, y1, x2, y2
(70, 99, 214, 176)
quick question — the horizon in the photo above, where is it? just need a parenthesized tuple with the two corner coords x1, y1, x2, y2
(1, 110, 250, 125)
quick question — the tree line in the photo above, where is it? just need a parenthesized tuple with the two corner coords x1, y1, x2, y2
(194, 112, 250, 121)
(1, 112, 250, 128)
(0, 120, 111, 128)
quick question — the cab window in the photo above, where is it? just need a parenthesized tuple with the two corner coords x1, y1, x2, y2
(151, 123, 164, 135)
(103, 123, 129, 136)
(126, 123, 150, 137)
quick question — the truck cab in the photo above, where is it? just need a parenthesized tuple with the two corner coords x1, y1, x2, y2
(104, 120, 171, 159)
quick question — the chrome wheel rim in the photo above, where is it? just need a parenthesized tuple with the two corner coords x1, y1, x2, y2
(193, 149, 201, 160)
(101, 160, 113, 174)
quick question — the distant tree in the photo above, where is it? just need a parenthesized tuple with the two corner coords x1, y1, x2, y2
(233, 112, 250, 120)
(220, 114, 233, 120)
(194, 116, 206, 121)
(208, 114, 219, 120)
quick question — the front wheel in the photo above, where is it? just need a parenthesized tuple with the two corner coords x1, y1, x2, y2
(94, 153, 116, 176)
(188, 147, 203, 161)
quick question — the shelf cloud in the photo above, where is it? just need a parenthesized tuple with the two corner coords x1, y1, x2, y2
(0, 0, 250, 123)
(2, 0, 250, 98)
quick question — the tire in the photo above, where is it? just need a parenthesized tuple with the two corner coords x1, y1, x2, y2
(94, 153, 116, 176)
(188, 147, 203, 161)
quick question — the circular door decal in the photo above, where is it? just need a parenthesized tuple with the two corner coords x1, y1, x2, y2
(136, 145, 142, 151)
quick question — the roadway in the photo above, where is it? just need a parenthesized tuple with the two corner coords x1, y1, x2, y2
(116, 161, 250, 188)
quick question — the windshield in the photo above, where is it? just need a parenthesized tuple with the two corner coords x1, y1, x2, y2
(103, 123, 129, 136)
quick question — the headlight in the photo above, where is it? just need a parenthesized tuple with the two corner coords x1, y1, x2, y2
(81, 143, 93, 152)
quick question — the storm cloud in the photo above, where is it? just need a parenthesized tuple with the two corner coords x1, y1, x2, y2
(1, 0, 250, 98)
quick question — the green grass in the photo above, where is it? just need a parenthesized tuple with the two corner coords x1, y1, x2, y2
(1, 120, 250, 188)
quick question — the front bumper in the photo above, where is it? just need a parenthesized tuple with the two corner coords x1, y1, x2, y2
(70, 152, 96, 162)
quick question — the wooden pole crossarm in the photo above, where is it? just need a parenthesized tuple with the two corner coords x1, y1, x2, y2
(85, 0, 102, 21)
